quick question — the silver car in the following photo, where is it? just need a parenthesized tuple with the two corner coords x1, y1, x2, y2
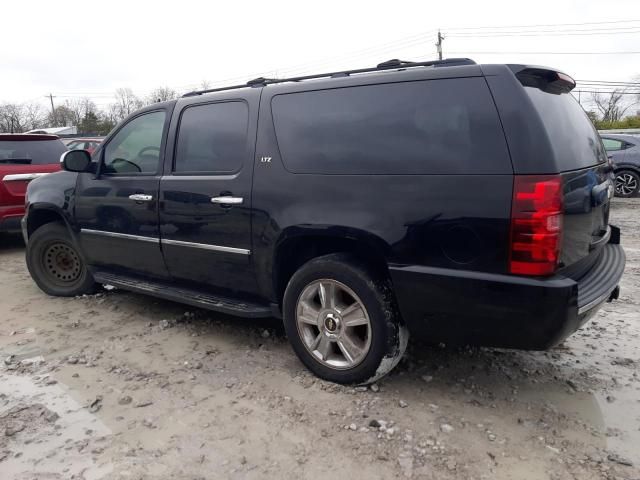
(600, 133, 640, 197)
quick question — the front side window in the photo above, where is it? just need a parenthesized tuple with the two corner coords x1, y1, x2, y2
(174, 101, 248, 174)
(601, 138, 624, 152)
(103, 111, 166, 174)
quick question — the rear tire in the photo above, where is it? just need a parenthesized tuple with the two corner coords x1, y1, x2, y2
(26, 222, 96, 297)
(614, 170, 640, 197)
(283, 253, 408, 384)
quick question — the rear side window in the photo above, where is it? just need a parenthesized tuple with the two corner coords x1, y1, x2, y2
(525, 88, 607, 170)
(0, 139, 67, 165)
(174, 101, 248, 174)
(271, 77, 511, 174)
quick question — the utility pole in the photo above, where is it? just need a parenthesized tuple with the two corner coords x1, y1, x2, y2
(46, 93, 56, 127)
(436, 30, 444, 60)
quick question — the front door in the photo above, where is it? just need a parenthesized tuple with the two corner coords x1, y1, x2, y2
(75, 109, 170, 278)
(159, 94, 259, 294)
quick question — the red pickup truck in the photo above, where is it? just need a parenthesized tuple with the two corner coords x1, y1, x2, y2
(0, 134, 66, 232)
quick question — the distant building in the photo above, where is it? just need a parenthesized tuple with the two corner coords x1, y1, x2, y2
(26, 126, 77, 136)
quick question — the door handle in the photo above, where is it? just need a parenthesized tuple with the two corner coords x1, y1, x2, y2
(129, 194, 153, 202)
(211, 196, 243, 205)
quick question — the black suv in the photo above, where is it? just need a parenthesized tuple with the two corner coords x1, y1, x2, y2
(23, 59, 625, 384)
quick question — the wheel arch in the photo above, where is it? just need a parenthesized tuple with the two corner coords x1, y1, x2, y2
(26, 206, 74, 240)
(271, 227, 391, 307)
(613, 164, 640, 175)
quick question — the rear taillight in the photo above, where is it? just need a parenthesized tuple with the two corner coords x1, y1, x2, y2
(509, 175, 563, 276)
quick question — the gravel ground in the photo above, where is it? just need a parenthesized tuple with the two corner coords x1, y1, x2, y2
(0, 198, 638, 480)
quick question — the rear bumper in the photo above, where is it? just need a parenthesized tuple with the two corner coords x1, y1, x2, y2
(389, 232, 625, 350)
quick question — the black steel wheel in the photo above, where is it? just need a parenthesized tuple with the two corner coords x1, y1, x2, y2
(26, 222, 96, 297)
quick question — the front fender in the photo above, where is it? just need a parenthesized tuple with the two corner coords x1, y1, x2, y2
(25, 170, 79, 240)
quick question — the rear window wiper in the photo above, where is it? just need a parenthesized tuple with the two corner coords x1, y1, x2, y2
(0, 158, 32, 164)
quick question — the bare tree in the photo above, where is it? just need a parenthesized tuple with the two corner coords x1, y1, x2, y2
(23, 102, 46, 130)
(591, 89, 637, 122)
(63, 97, 98, 127)
(110, 88, 143, 121)
(0, 102, 47, 132)
(145, 86, 178, 105)
(105, 103, 121, 125)
(49, 105, 76, 127)
(0, 104, 23, 132)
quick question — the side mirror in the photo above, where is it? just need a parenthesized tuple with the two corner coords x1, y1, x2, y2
(61, 150, 92, 173)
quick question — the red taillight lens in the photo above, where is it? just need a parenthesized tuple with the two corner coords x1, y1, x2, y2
(509, 175, 563, 276)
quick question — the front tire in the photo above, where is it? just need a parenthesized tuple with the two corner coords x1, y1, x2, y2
(283, 253, 408, 384)
(614, 170, 640, 197)
(26, 222, 96, 297)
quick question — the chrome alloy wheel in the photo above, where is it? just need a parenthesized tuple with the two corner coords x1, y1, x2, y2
(615, 173, 638, 196)
(295, 279, 372, 370)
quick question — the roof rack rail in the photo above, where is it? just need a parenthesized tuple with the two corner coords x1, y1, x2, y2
(182, 57, 476, 97)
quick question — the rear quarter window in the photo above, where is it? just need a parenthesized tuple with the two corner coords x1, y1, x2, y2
(271, 77, 512, 175)
(524, 88, 607, 170)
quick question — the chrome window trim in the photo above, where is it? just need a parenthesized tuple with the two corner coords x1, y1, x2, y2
(162, 238, 250, 255)
(80, 229, 159, 244)
(2, 173, 50, 182)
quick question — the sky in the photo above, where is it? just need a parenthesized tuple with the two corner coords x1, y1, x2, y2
(1, 0, 639, 112)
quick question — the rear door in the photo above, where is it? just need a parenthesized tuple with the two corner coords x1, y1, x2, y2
(158, 89, 260, 294)
(523, 86, 612, 268)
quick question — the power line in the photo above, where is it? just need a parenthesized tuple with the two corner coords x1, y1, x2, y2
(577, 79, 640, 85)
(448, 24, 640, 34)
(446, 50, 640, 55)
(578, 84, 640, 87)
(448, 30, 640, 37)
(573, 90, 640, 95)
(443, 19, 640, 31)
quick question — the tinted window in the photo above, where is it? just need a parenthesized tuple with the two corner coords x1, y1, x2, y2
(525, 88, 607, 170)
(103, 111, 165, 174)
(601, 138, 624, 152)
(271, 78, 511, 174)
(174, 102, 248, 173)
(0, 139, 67, 165)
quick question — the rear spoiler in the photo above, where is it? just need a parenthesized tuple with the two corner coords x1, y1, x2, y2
(508, 65, 576, 94)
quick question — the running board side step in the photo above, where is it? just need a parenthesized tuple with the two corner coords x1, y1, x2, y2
(93, 271, 272, 318)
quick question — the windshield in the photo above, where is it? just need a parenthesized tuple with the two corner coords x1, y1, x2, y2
(0, 139, 67, 165)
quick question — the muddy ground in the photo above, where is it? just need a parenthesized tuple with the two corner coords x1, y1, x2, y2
(0, 198, 639, 480)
